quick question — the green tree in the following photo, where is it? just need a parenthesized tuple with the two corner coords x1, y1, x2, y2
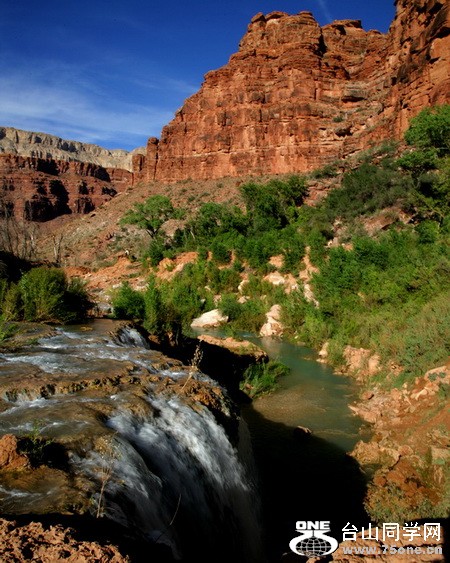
(398, 106, 450, 221)
(121, 195, 181, 237)
(240, 175, 308, 233)
(404, 105, 450, 156)
(187, 202, 247, 241)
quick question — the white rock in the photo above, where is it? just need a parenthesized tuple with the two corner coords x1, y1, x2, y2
(318, 341, 329, 359)
(190, 309, 228, 329)
(263, 272, 286, 286)
(259, 304, 284, 337)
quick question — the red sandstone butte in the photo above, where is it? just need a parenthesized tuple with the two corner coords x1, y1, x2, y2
(134, 0, 449, 184)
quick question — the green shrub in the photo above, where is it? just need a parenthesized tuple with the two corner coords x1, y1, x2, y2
(232, 298, 267, 333)
(19, 268, 64, 321)
(241, 360, 290, 398)
(391, 293, 450, 383)
(397, 148, 438, 175)
(65, 278, 93, 322)
(242, 275, 272, 298)
(187, 203, 247, 241)
(298, 308, 331, 348)
(240, 176, 307, 234)
(279, 228, 306, 273)
(18, 267, 90, 323)
(169, 277, 204, 329)
(218, 293, 242, 321)
(322, 163, 412, 221)
(281, 291, 308, 334)
(112, 282, 145, 320)
(0, 278, 7, 306)
(404, 105, 450, 156)
(143, 277, 164, 335)
(216, 268, 241, 292)
(416, 220, 439, 244)
(1, 283, 22, 321)
(211, 239, 231, 265)
(146, 236, 165, 267)
(310, 163, 338, 179)
(0, 316, 16, 343)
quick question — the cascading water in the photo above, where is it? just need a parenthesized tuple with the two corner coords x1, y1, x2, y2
(99, 395, 263, 562)
(0, 321, 263, 562)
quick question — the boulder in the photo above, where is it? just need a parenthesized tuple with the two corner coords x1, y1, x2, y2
(197, 334, 267, 362)
(260, 304, 284, 337)
(0, 434, 29, 471)
(190, 309, 228, 329)
(263, 272, 299, 293)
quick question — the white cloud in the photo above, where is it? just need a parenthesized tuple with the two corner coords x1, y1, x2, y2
(0, 60, 194, 150)
(317, 0, 334, 23)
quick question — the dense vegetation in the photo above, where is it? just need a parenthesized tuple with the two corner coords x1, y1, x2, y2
(0, 265, 92, 327)
(115, 106, 449, 388)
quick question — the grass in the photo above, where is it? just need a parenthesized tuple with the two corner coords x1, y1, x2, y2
(240, 360, 290, 398)
(0, 317, 17, 343)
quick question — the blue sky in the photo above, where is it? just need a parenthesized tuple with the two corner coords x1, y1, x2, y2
(0, 1, 396, 151)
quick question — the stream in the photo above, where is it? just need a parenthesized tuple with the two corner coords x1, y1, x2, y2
(189, 329, 368, 561)
(239, 335, 368, 561)
(0, 322, 367, 562)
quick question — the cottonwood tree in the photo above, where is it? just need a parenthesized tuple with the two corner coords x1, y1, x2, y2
(120, 195, 182, 238)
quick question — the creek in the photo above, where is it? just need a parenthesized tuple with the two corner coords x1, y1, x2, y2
(193, 331, 368, 561)
(240, 335, 368, 561)
(0, 321, 367, 562)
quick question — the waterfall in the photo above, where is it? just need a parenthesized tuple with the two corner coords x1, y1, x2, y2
(0, 321, 264, 561)
(79, 392, 264, 562)
(113, 325, 151, 349)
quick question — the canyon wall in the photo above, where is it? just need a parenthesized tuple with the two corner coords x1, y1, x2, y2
(0, 129, 143, 221)
(0, 127, 143, 171)
(134, 0, 449, 183)
(2, 0, 449, 220)
(0, 154, 132, 221)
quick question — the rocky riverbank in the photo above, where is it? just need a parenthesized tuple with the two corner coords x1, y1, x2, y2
(350, 364, 449, 523)
(0, 517, 130, 563)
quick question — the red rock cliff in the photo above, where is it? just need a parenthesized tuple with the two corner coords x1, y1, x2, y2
(135, 0, 449, 183)
(0, 154, 132, 221)
(0, 128, 143, 221)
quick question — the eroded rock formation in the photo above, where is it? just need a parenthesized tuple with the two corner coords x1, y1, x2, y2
(134, 0, 449, 183)
(0, 127, 142, 171)
(0, 129, 144, 221)
(0, 518, 130, 563)
(3, 1, 449, 220)
(0, 154, 132, 221)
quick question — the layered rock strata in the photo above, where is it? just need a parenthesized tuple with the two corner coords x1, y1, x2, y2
(0, 129, 144, 221)
(134, 0, 450, 183)
(0, 127, 142, 171)
(0, 154, 134, 221)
